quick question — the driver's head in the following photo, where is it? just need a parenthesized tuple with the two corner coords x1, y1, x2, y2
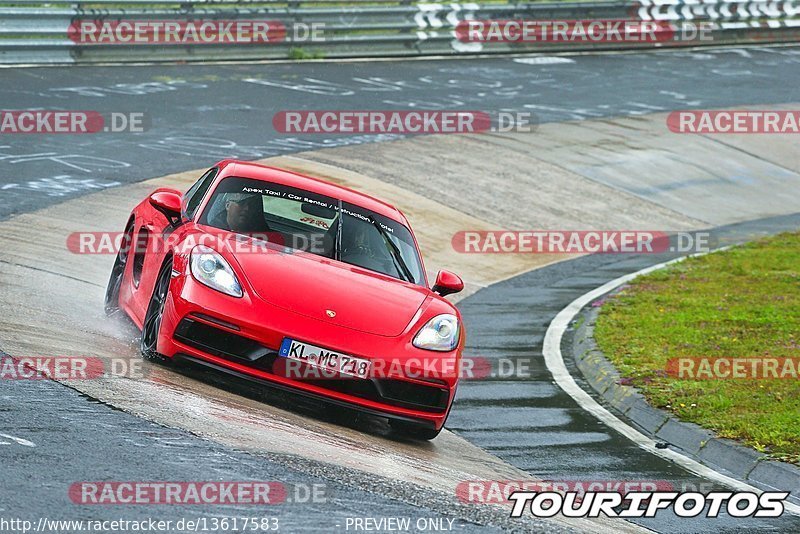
(341, 220, 381, 256)
(353, 226, 369, 248)
(223, 193, 262, 233)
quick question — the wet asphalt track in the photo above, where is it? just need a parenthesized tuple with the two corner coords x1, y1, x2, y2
(2, 45, 800, 220)
(2, 46, 800, 533)
(0, 366, 525, 533)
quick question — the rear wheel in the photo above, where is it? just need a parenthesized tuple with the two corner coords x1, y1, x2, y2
(140, 256, 173, 362)
(104, 220, 134, 315)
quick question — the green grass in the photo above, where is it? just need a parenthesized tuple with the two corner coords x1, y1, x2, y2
(287, 46, 325, 59)
(595, 231, 800, 464)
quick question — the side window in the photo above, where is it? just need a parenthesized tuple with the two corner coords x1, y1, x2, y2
(183, 168, 218, 220)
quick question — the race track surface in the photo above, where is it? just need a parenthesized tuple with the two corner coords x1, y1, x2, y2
(2, 45, 800, 220)
(0, 374, 510, 532)
(1, 45, 799, 533)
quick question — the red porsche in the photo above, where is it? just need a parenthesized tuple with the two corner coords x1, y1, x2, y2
(105, 160, 465, 439)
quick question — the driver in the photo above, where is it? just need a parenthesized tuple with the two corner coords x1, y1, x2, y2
(345, 225, 373, 256)
(209, 192, 271, 234)
(340, 219, 392, 271)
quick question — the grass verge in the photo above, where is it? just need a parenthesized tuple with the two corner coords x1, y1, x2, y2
(595, 231, 800, 464)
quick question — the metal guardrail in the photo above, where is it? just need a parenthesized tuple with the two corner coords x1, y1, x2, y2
(0, 0, 798, 64)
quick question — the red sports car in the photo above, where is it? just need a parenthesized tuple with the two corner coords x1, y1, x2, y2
(105, 160, 465, 439)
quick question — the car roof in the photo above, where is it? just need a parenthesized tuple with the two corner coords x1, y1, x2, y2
(216, 160, 408, 225)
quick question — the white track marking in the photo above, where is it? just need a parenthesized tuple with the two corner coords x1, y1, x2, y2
(0, 433, 36, 447)
(542, 252, 800, 516)
(513, 57, 576, 65)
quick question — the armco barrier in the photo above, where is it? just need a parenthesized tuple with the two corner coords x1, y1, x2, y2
(0, 0, 798, 64)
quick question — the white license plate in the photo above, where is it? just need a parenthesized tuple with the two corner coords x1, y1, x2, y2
(278, 338, 371, 379)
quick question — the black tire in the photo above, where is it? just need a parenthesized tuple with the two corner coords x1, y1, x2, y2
(140, 256, 173, 362)
(104, 220, 134, 315)
(389, 419, 442, 441)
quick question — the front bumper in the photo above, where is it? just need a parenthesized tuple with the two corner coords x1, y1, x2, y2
(157, 272, 460, 430)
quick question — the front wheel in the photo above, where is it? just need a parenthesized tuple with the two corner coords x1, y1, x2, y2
(140, 256, 173, 362)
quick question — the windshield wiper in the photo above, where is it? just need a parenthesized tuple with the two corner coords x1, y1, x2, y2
(367, 215, 414, 284)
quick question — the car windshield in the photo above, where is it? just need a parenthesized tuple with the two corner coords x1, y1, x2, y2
(198, 177, 425, 286)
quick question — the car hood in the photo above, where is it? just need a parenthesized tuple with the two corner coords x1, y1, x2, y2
(233, 248, 429, 337)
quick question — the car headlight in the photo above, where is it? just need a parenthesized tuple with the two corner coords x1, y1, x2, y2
(190, 245, 243, 298)
(413, 314, 459, 351)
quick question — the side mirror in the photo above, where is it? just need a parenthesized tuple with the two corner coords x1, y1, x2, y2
(432, 270, 464, 297)
(149, 189, 182, 225)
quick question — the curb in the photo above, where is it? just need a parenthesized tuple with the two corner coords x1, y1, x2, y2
(570, 297, 800, 504)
